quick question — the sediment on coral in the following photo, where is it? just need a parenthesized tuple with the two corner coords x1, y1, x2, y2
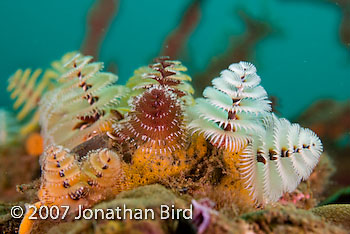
(241, 205, 347, 233)
(30, 184, 190, 233)
(311, 204, 350, 229)
(0, 146, 40, 202)
(32, 185, 256, 234)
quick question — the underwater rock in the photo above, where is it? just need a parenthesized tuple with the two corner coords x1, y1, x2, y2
(311, 204, 350, 229)
(0, 203, 25, 234)
(0, 147, 40, 202)
(38, 184, 189, 233)
(41, 184, 255, 234)
(320, 186, 350, 205)
(241, 205, 347, 233)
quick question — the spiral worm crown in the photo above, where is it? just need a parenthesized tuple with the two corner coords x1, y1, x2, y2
(113, 85, 186, 153)
(240, 114, 323, 204)
(189, 61, 271, 151)
(39, 53, 128, 149)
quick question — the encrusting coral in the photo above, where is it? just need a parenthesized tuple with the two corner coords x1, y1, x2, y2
(6, 54, 328, 234)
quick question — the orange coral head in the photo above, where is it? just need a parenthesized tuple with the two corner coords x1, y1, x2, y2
(114, 85, 186, 153)
(25, 132, 43, 156)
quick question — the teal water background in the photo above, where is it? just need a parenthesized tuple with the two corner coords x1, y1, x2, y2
(0, 0, 349, 119)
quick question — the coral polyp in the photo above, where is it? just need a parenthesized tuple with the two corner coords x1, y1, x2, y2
(113, 85, 186, 153)
(239, 114, 323, 204)
(189, 61, 271, 151)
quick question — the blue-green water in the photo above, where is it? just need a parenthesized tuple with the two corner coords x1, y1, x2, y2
(0, 0, 349, 119)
